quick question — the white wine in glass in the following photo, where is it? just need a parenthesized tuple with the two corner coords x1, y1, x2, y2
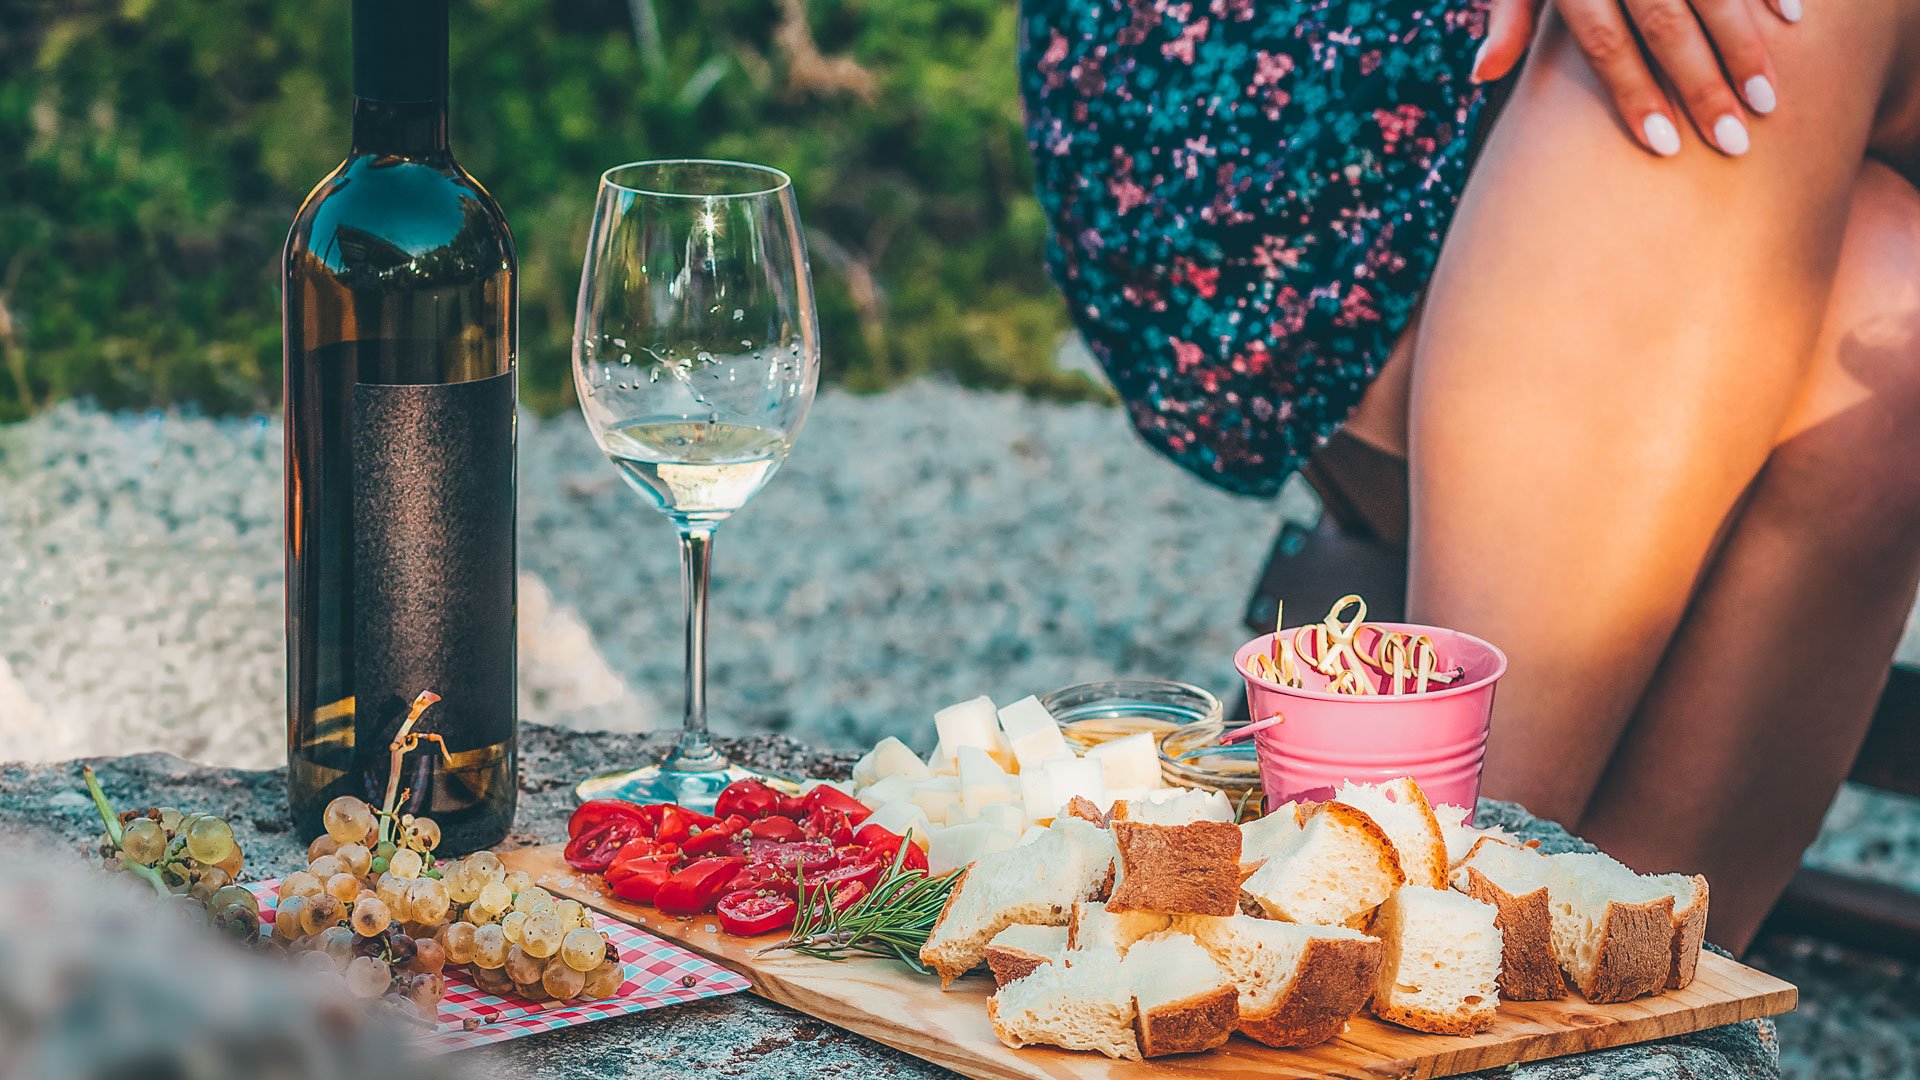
(571, 160, 820, 809)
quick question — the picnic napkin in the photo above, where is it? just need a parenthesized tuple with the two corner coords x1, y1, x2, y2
(249, 880, 751, 1052)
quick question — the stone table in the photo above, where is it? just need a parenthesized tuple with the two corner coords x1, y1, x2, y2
(0, 723, 1781, 1080)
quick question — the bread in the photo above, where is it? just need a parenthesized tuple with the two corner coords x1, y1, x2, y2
(1368, 885, 1503, 1035)
(988, 945, 1141, 1060)
(1432, 802, 1517, 868)
(1108, 819, 1242, 917)
(1110, 788, 1235, 825)
(1178, 913, 1385, 1047)
(1124, 931, 1239, 1057)
(1334, 778, 1449, 889)
(984, 924, 1068, 987)
(1241, 801, 1405, 928)
(1546, 852, 1679, 1003)
(1067, 900, 1170, 956)
(920, 815, 1118, 986)
(1450, 839, 1566, 1001)
(1649, 873, 1709, 989)
(1063, 795, 1108, 826)
(1239, 800, 1304, 866)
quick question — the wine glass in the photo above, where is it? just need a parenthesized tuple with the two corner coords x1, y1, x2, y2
(570, 160, 820, 809)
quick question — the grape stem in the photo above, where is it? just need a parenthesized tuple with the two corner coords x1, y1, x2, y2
(379, 691, 449, 846)
(81, 765, 170, 898)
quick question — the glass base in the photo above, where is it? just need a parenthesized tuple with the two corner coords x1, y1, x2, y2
(574, 761, 762, 811)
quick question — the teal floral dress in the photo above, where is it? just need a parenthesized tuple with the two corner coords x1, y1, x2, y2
(1020, 0, 1491, 496)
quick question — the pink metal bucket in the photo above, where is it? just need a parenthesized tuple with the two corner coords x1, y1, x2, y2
(1232, 623, 1507, 814)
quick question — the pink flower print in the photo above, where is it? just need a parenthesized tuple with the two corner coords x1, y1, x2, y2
(1253, 236, 1304, 276)
(1374, 104, 1425, 154)
(1252, 50, 1295, 88)
(1112, 177, 1148, 215)
(1360, 50, 1382, 76)
(1334, 284, 1380, 327)
(1175, 259, 1220, 299)
(1171, 338, 1204, 374)
(1210, 0, 1254, 22)
(1161, 18, 1210, 64)
(1039, 32, 1069, 91)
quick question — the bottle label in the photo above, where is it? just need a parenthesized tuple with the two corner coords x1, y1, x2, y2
(350, 369, 516, 756)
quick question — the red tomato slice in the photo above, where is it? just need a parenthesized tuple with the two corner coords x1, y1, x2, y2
(854, 823, 928, 874)
(567, 799, 654, 840)
(775, 794, 809, 819)
(813, 855, 883, 894)
(746, 816, 805, 842)
(714, 779, 783, 821)
(805, 878, 869, 916)
(563, 819, 640, 872)
(654, 856, 748, 915)
(606, 854, 678, 903)
(654, 804, 719, 845)
(715, 890, 798, 936)
(747, 839, 840, 874)
(801, 785, 873, 827)
(725, 859, 798, 897)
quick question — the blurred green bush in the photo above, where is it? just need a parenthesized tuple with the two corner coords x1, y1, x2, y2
(0, 0, 1095, 421)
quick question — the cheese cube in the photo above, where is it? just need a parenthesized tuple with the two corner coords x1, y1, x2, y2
(1083, 732, 1163, 790)
(908, 776, 964, 825)
(1019, 770, 1056, 823)
(926, 742, 959, 777)
(862, 801, 932, 849)
(957, 746, 1020, 813)
(927, 822, 1020, 876)
(851, 747, 880, 789)
(934, 696, 1014, 772)
(858, 774, 915, 811)
(1041, 757, 1105, 810)
(996, 695, 1073, 772)
(869, 736, 933, 783)
(979, 801, 1028, 835)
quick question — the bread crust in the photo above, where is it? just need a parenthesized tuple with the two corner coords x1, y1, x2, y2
(985, 945, 1051, 988)
(1382, 777, 1451, 889)
(1576, 895, 1676, 1004)
(920, 866, 976, 987)
(1458, 867, 1566, 1001)
(1065, 795, 1108, 827)
(1108, 821, 1243, 917)
(1134, 985, 1239, 1058)
(1371, 999, 1498, 1036)
(1237, 935, 1387, 1048)
(1666, 875, 1709, 990)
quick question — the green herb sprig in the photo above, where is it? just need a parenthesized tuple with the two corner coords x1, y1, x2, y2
(757, 842, 959, 973)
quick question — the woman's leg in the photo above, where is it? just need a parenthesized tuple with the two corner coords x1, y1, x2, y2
(1406, 3, 1917, 826)
(1581, 161, 1920, 950)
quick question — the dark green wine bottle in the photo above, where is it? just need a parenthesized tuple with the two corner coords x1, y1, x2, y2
(284, 0, 518, 854)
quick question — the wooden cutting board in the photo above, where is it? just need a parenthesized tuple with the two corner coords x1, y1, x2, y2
(500, 844, 1795, 1079)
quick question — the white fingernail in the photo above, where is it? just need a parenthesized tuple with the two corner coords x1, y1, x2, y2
(1780, 0, 1803, 22)
(1714, 114, 1751, 155)
(1744, 75, 1778, 114)
(1643, 114, 1682, 157)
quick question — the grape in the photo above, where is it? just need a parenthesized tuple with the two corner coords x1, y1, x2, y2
(554, 899, 588, 931)
(319, 925, 357, 969)
(512, 980, 544, 1000)
(445, 861, 481, 904)
(208, 883, 260, 921)
(349, 896, 391, 937)
(323, 797, 376, 844)
(274, 896, 308, 942)
(559, 927, 607, 971)
(471, 924, 508, 969)
(388, 934, 417, 967)
(503, 944, 543, 984)
(467, 850, 504, 881)
(501, 870, 532, 895)
(500, 910, 528, 944)
(301, 894, 343, 935)
(121, 819, 168, 866)
(190, 866, 232, 902)
(295, 948, 338, 975)
(277, 871, 322, 903)
(157, 807, 183, 831)
(369, 856, 389, 877)
(306, 834, 341, 862)
(336, 842, 372, 877)
(469, 964, 514, 996)
(520, 913, 563, 959)
(410, 937, 447, 975)
(389, 848, 424, 880)
(376, 874, 413, 921)
(306, 854, 345, 881)
(474, 881, 512, 916)
(324, 872, 361, 903)
(184, 816, 236, 865)
(581, 959, 624, 999)
(441, 921, 477, 965)
(542, 957, 586, 1000)
(406, 877, 450, 924)
(403, 816, 441, 853)
(404, 972, 447, 1018)
(512, 886, 553, 916)
(372, 840, 399, 861)
(344, 955, 391, 999)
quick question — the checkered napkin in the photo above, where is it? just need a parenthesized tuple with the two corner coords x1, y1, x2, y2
(249, 880, 751, 1053)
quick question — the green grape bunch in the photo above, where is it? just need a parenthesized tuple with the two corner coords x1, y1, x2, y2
(82, 767, 258, 940)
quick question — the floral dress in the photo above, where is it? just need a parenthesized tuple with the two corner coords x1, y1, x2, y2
(1020, 0, 1491, 497)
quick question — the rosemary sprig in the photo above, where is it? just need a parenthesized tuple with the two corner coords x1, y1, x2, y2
(756, 842, 960, 973)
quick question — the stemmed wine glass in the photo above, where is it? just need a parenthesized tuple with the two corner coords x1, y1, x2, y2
(570, 160, 820, 809)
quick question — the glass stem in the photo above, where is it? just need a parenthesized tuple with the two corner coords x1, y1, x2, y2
(666, 526, 726, 773)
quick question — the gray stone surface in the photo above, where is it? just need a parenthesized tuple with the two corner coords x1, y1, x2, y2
(0, 724, 1793, 1079)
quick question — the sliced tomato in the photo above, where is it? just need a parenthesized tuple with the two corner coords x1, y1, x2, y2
(775, 794, 809, 819)
(567, 799, 655, 839)
(714, 779, 783, 821)
(606, 854, 678, 904)
(745, 816, 805, 842)
(715, 890, 798, 936)
(654, 856, 748, 916)
(724, 859, 798, 897)
(854, 823, 928, 874)
(653, 804, 718, 845)
(805, 878, 870, 917)
(563, 820, 640, 873)
(813, 854, 883, 894)
(801, 785, 872, 827)
(747, 838, 840, 875)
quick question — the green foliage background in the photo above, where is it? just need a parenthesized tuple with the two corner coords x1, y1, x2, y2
(0, 0, 1094, 422)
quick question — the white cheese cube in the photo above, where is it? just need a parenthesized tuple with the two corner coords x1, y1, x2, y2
(869, 736, 933, 783)
(979, 801, 1028, 835)
(862, 801, 932, 849)
(1019, 770, 1056, 823)
(996, 695, 1072, 772)
(851, 747, 880, 789)
(927, 822, 1020, 876)
(946, 800, 982, 826)
(1083, 732, 1163, 791)
(858, 774, 915, 811)
(908, 776, 964, 825)
(933, 696, 1014, 772)
(1040, 756, 1105, 812)
(957, 746, 1020, 813)
(926, 742, 959, 776)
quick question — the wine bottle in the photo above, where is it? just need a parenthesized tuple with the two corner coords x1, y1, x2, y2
(284, 0, 517, 854)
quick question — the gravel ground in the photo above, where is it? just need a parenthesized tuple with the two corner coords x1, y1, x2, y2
(1, 387, 1917, 1077)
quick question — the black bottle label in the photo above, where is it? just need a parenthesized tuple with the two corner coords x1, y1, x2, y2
(350, 370, 517, 760)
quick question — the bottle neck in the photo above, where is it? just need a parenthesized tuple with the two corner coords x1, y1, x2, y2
(350, 97, 450, 158)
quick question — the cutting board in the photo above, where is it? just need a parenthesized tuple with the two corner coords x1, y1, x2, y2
(500, 844, 1795, 1079)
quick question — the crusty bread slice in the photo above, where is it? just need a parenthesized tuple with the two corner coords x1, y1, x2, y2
(988, 944, 1140, 1060)
(1108, 819, 1242, 916)
(1177, 913, 1384, 1047)
(984, 924, 1068, 987)
(1432, 803, 1518, 868)
(1544, 852, 1677, 1004)
(1110, 788, 1235, 825)
(1124, 931, 1239, 1057)
(1450, 839, 1565, 1001)
(1648, 873, 1709, 989)
(1368, 885, 1503, 1035)
(1241, 801, 1405, 928)
(1334, 778, 1449, 889)
(1067, 900, 1170, 956)
(920, 815, 1118, 986)
(1239, 800, 1304, 867)
(1063, 795, 1108, 826)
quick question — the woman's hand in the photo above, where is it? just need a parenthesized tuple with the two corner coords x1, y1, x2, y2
(1473, 0, 1799, 158)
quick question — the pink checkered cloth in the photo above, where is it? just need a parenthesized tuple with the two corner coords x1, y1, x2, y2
(249, 880, 751, 1052)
